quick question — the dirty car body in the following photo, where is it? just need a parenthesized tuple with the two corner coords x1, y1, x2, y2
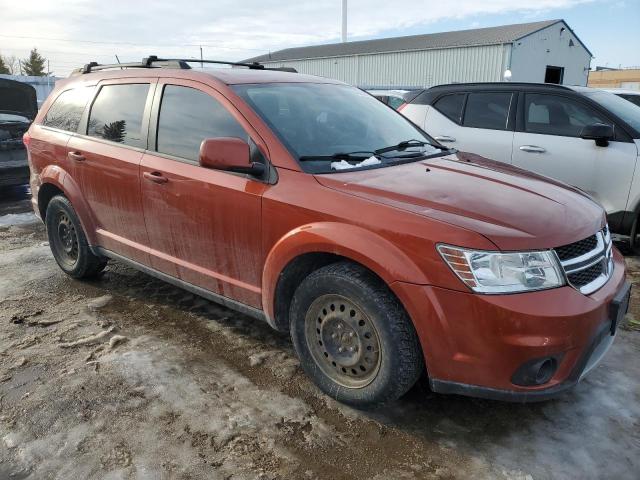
(24, 63, 629, 406)
(0, 78, 37, 189)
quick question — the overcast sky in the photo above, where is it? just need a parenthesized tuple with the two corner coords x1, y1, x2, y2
(0, 0, 638, 77)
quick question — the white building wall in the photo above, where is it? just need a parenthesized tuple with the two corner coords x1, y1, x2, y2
(509, 21, 591, 86)
(260, 44, 506, 88)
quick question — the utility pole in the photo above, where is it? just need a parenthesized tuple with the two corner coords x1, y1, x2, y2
(341, 0, 347, 43)
(200, 46, 203, 68)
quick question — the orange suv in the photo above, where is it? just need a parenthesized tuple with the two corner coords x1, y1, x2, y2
(24, 57, 630, 406)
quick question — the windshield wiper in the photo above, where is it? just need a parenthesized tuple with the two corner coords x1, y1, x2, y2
(299, 151, 377, 162)
(374, 139, 439, 155)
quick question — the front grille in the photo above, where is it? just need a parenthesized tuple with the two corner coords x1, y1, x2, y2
(554, 235, 598, 261)
(567, 262, 605, 288)
(554, 226, 613, 295)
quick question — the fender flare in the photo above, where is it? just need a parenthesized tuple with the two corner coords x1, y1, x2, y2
(261, 222, 429, 322)
(38, 164, 98, 244)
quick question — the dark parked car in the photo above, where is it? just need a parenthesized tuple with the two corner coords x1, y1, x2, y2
(0, 78, 38, 188)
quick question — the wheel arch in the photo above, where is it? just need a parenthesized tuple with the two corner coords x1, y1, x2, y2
(37, 165, 98, 244)
(262, 222, 428, 332)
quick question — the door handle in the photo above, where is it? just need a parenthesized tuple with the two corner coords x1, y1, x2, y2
(519, 145, 546, 153)
(143, 171, 169, 184)
(67, 151, 86, 162)
(435, 135, 456, 142)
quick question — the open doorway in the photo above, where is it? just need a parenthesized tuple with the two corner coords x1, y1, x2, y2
(545, 66, 565, 84)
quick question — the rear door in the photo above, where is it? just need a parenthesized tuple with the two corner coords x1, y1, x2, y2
(68, 79, 156, 264)
(511, 92, 638, 215)
(424, 91, 515, 164)
(140, 79, 268, 307)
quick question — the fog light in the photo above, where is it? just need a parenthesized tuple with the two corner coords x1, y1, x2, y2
(512, 357, 560, 386)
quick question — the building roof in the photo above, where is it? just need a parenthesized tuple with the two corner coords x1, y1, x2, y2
(244, 19, 564, 63)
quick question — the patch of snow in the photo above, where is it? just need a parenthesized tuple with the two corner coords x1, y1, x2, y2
(330, 156, 382, 171)
(0, 212, 37, 227)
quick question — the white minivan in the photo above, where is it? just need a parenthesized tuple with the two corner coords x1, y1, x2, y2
(400, 83, 640, 248)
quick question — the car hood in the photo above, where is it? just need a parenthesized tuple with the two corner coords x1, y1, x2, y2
(0, 78, 38, 120)
(314, 151, 605, 251)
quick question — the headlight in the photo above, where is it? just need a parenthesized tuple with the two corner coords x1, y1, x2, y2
(437, 244, 565, 294)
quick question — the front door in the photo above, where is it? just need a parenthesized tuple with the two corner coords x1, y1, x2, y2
(140, 80, 269, 307)
(512, 92, 638, 215)
(69, 80, 156, 264)
(425, 91, 515, 164)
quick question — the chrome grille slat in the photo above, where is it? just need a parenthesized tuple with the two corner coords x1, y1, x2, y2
(554, 227, 613, 295)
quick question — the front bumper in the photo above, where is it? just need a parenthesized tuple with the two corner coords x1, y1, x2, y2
(392, 249, 629, 402)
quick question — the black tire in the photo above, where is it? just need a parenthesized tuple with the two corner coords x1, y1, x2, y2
(45, 195, 107, 279)
(290, 261, 424, 407)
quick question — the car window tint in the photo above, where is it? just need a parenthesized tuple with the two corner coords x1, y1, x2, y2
(87, 84, 149, 147)
(388, 96, 405, 110)
(463, 92, 512, 130)
(43, 87, 93, 132)
(433, 93, 465, 124)
(524, 94, 610, 137)
(157, 85, 247, 162)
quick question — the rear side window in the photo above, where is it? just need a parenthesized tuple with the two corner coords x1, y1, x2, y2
(463, 92, 512, 130)
(87, 84, 149, 147)
(433, 93, 465, 124)
(43, 87, 93, 132)
(156, 85, 247, 162)
(524, 94, 610, 137)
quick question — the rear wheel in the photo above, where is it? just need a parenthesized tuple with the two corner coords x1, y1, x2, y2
(45, 195, 107, 279)
(290, 261, 423, 407)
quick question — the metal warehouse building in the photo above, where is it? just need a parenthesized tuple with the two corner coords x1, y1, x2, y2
(244, 19, 592, 88)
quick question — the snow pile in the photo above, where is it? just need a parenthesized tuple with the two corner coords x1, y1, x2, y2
(330, 156, 382, 171)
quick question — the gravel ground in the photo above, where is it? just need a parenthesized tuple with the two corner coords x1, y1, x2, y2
(0, 187, 638, 480)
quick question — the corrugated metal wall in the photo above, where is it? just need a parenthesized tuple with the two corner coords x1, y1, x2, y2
(259, 44, 507, 88)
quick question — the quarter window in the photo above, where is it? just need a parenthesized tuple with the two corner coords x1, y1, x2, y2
(87, 84, 149, 147)
(433, 93, 465, 124)
(43, 87, 93, 132)
(524, 94, 610, 137)
(463, 92, 512, 130)
(156, 85, 247, 162)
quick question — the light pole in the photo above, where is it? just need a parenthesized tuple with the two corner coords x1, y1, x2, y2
(341, 0, 347, 43)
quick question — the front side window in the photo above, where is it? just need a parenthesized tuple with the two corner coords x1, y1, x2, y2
(580, 90, 640, 135)
(524, 94, 610, 137)
(156, 85, 247, 162)
(87, 84, 149, 147)
(463, 92, 512, 130)
(433, 93, 465, 124)
(43, 87, 93, 132)
(233, 83, 442, 173)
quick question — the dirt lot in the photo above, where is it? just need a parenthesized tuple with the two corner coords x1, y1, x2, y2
(0, 187, 639, 480)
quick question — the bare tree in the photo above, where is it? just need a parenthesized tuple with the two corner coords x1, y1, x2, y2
(5, 55, 20, 75)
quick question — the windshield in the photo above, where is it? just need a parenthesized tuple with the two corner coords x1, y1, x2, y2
(233, 83, 444, 173)
(581, 89, 640, 136)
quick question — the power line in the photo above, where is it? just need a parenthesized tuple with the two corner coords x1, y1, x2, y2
(0, 34, 265, 51)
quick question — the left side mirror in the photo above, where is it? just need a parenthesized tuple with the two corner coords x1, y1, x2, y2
(199, 137, 265, 176)
(580, 123, 614, 147)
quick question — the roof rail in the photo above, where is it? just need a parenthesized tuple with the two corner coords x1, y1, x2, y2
(71, 56, 297, 75)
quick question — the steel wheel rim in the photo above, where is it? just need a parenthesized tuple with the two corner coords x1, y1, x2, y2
(305, 294, 381, 388)
(53, 212, 79, 267)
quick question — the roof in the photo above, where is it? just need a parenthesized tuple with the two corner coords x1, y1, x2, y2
(59, 66, 341, 89)
(243, 20, 563, 63)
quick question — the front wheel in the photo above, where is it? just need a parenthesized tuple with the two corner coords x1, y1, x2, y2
(290, 262, 424, 407)
(45, 195, 107, 279)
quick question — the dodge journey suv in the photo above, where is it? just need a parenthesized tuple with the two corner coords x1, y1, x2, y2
(24, 57, 629, 406)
